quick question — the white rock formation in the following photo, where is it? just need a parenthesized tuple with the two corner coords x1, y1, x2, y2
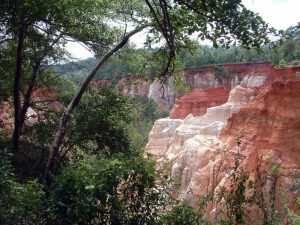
(145, 118, 182, 162)
(144, 85, 255, 200)
(148, 78, 178, 111)
(240, 75, 267, 87)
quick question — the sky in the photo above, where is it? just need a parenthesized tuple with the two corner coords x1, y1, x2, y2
(66, 0, 300, 59)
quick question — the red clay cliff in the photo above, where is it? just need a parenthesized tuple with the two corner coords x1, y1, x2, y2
(169, 87, 230, 119)
(145, 65, 300, 224)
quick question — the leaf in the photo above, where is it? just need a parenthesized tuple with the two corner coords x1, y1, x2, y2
(247, 180, 253, 189)
(85, 185, 95, 190)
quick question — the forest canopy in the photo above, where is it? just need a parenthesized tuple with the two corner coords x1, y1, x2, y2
(52, 33, 300, 83)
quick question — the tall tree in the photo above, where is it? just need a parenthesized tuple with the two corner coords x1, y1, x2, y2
(0, 0, 122, 152)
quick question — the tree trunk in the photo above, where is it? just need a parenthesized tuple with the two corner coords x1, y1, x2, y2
(12, 24, 25, 153)
(19, 61, 40, 129)
(43, 25, 148, 183)
(19, 35, 61, 132)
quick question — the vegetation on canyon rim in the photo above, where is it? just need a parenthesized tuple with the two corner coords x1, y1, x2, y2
(0, 0, 300, 224)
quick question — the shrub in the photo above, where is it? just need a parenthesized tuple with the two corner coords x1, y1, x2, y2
(0, 149, 44, 225)
(160, 202, 211, 225)
(45, 156, 171, 224)
(213, 66, 233, 82)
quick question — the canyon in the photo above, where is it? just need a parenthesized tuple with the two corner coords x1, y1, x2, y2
(115, 62, 272, 111)
(2, 62, 300, 223)
(145, 64, 300, 223)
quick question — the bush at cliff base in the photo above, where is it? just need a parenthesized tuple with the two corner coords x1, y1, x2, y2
(44, 155, 172, 225)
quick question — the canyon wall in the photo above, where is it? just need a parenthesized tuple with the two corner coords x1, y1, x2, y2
(106, 62, 272, 111)
(0, 88, 62, 132)
(145, 65, 300, 223)
(185, 62, 271, 90)
(169, 87, 230, 119)
(0, 101, 14, 132)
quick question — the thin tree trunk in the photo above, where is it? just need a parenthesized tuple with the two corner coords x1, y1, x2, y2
(12, 24, 25, 153)
(19, 61, 40, 128)
(43, 25, 148, 183)
(20, 35, 61, 131)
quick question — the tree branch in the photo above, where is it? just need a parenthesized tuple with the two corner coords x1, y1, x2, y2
(43, 24, 150, 183)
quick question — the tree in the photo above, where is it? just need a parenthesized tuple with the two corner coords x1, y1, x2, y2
(0, 0, 124, 152)
(64, 88, 133, 157)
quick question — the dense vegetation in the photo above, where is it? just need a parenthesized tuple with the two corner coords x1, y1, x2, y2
(1, 0, 300, 224)
(52, 30, 300, 83)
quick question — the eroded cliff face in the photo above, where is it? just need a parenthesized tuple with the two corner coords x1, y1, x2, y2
(116, 77, 151, 97)
(95, 62, 272, 111)
(0, 88, 62, 133)
(89, 80, 113, 91)
(148, 79, 178, 111)
(118, 77, 178, 111)
(185, 62, 271, 90)
(0, 101, 14, 132)
(169, 87, 230, 119)
(145, 65, 300, 223)
(145, 84, 256, 188)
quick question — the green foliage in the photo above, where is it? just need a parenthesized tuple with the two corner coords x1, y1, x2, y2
(219, 170, 253, 224)
(213, 66, 233, 82)
(51, 55, 133, 83)
(180, 25, 300, 68)
(53, 27, 300, 83)
(21, 85, 167, 176)
(45, 155, 170, 225)
(0, 149, 44, 225)
(1, 0, 124, 52)
(127, 95, 168, 152)
(278, 59, 287, 68)
(287, 198, 300, 225)
(159, 191, 214, 225)
(173, 73, 190, 95)
(216, 145, 256, 224)
(160, 201, 211, 225)
(269, 164, 281, 178)
(65, 87, 133, 156)
(54, 76, 78, 105)
(52, 47, 185, 83)
(0, 45, 15, 101)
